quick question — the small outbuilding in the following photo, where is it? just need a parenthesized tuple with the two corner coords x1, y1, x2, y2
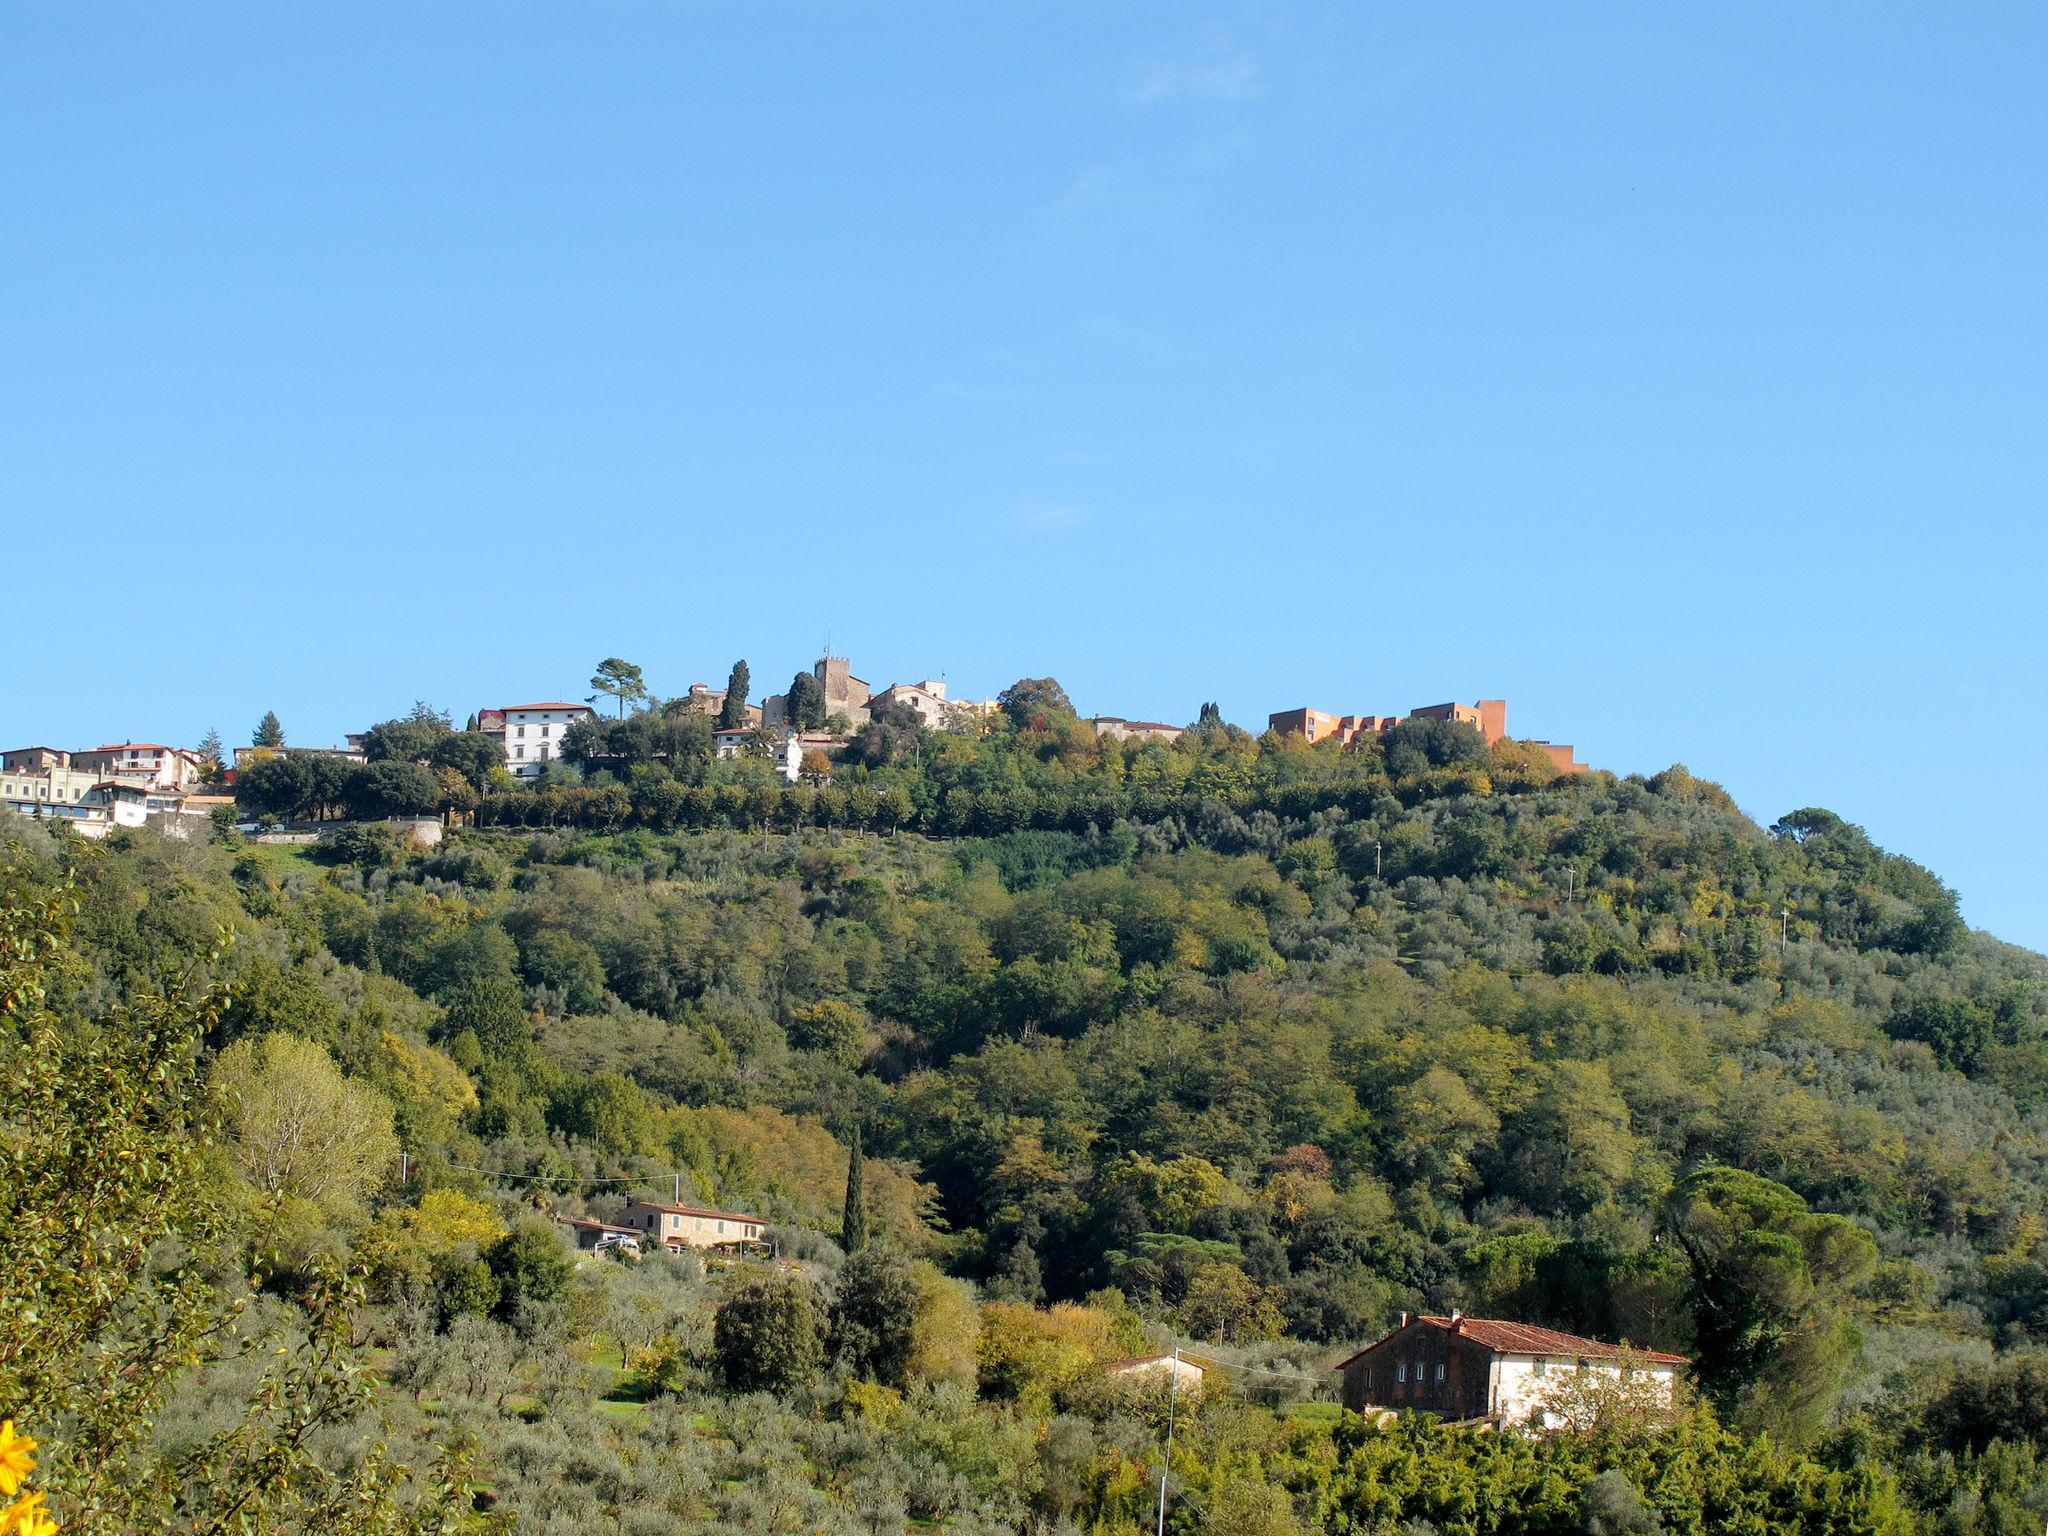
(1106, 1354, 1206, 1392)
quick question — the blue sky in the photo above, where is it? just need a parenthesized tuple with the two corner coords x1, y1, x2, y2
(5, 6, 2044, 948)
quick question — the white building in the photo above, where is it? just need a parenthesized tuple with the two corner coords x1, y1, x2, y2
(69, 742, 202, 790)
(495, 702, 595, 780)
(1088, 717, 1185, 744)
(0, 768, 145, 838)
(1335, 1315, 1687, 1429)
(1107, 1354, 1207, 1392)
(713, 726, 830, 783)
(868, 679, 953, 728)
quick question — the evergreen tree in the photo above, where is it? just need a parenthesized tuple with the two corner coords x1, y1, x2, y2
(252, 710, 284, 748)
(718, 660, 751, 727)
(713, 1275, 824, 1395)
(831, 1247, 921, 1387)
(841, 1121, 869, 1255)
(195, 727, 225, 784)
(590, 657, 648, 717)
(787, 670, 827, 732)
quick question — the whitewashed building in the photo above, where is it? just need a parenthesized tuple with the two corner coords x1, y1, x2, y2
(1334, 1314, 1687, 1429)
(495, 702, 595, 780)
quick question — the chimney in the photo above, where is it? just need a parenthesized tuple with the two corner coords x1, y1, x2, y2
(1450, 1309, 1464, 1332)
(1399, 1311, 1409, 1328)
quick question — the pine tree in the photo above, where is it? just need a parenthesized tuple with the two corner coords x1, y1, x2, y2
(718, 660, 751, 728)
(841, 1121, 869, 1256)
(252, 710, 284, 748)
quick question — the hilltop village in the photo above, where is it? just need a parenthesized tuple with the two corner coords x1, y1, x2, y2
(1, 650, 1586, 839)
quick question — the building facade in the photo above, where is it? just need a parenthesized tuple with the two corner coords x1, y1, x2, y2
(617, 1199, 767, 1253)
(70, 742, 202, 790)
(1107, 1354, 1206, 1391)
(1334, 1314, 1686, 1427)
(1266, 708, 1397, 747)
(868, 679, 952, 728)
(764, 655, 872, 730)
(681, 682, 763, 727)
(496, 702, 595, 780)
(1407, 700, 1508, 746)
(1268, 698, 1587, 774)
(1088, 716, 1185, 744)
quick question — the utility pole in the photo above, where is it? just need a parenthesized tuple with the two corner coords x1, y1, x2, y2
(1155, 1347, 1181, 1536)
(1374, 841, 1382, 879)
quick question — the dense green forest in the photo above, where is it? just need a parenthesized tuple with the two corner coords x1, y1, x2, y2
(8, 700, 2048, 1533)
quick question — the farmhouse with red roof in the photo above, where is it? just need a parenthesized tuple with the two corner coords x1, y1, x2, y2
(1334, 1312, 1687, 1427)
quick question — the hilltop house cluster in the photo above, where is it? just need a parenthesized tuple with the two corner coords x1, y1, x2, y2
(8, 649, 1589, 835)
(468, 653, 1187, 787)
(1268, 698, 1587, 775)
(0, 743, 230, 839)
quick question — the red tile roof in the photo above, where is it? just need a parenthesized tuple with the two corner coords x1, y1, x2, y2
(499, 702, 594, 714)
(1334, 1315, 1688, 1371)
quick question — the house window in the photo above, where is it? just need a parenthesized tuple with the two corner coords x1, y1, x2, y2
(541, 725, 550, 738)
(1396, 1362, 1406, 1383)
(517, 726, 526, 738)
(515, 746, 525, 758)
(1435, 1363, 1445, 1383)
(1533, 1360, 1548, 1377)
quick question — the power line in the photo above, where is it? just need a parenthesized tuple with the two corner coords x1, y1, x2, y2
(436, 1158, 692, 1188)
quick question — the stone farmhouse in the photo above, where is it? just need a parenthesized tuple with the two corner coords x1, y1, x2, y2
(617, 1198, 769, 1255)
(1335, 1313, 1686, 1428)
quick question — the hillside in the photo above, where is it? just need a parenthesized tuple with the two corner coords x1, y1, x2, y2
(6, 712, 2047, 1534)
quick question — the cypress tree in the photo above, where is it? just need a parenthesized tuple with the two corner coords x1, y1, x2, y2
(718, 660, 751, 728)
(841, 1121, 868, 1256)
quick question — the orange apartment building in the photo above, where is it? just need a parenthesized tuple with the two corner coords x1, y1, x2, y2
(1267, 698, 1586, 775)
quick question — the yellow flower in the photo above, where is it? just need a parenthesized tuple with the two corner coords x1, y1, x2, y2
(0, 1489, 55, 1536)
(0, 1423, 35, 1496)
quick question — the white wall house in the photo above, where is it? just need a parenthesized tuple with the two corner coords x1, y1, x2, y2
(1335, 1314, 1687, 1429)
(497, 702, 595, 780)
(70, 742, 202, 790)
(869, 679, 952, 727)
(0, 767, 145, 838)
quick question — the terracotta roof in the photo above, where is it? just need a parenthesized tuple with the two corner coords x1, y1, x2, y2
(499, 702, 594, 714)
(1333, 1316, 1688, 1371)
(86, 743, 174, 753)
(558, 1216, 638, 1233)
